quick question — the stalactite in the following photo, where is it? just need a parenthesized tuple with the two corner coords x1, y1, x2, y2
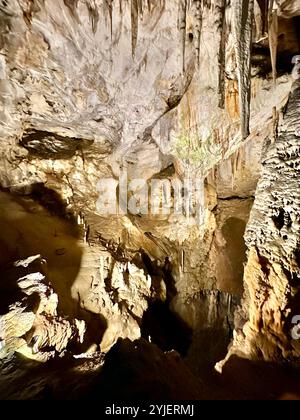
(137, 0, 143, 15)
(191, 0, 203, 67)
(87, 0, 100, 34)
(208, 291, 218, 326)
(103, 0, 113, 38)
(268, 0, 278, 84)
(21, 0, 43, 27)
(257, 0, 268, 34)
(147, 0, 151, 13)
(131, 0, 139, 58)
(63, 0, 80, 23)
(197, 178, 205, 226)
(22, 2, 34, 27)
(216, 0, 227, 109)
(179, 0, 187, 72)
(254, 1, 263, 40)
(235, 149, 241, 172)
(232, 0, 254, 139)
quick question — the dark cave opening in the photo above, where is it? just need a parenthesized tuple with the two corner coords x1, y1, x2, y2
(141, 300, 192, 357)
(221, 216, 247, 295)
(251, 43, 297, 78)
(252, 14, 300, 79)
(138, 251, 192, 356)
(188, 32, 194, 43)
(272, 208, 285, 231)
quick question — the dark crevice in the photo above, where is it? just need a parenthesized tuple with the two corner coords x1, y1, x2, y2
(218, 195, 255, 201)
(257, 251, 271, 277)
(272, 208, 285, 231)
(20, 130, 93, 160)
(141, 301, 192, 356)
(29, 183, 76, 221)
(139, 252, 192, 356)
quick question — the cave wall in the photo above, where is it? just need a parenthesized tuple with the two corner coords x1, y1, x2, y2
(0, 0, 300, 371)
(0, 0, 295, 193)
(223, 80, 300, 364)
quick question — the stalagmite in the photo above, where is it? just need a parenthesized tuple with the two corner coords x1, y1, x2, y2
(77, 211, 85, 226)
(83, 221, 90, 245)
(232, 0, 254, 138)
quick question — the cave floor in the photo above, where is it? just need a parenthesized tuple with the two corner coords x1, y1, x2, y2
(1, 343, 300, 400)
(1, 192, 300, 400)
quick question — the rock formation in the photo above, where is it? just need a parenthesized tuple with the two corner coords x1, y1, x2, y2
(0, 255, 85, 362)
(217, 80, 300, 367)
(0, 0, 300, 400)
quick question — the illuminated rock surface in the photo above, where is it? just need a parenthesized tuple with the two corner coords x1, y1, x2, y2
(0, 0, 300, 400)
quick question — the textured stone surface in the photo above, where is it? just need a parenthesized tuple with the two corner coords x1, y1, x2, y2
(276, 0, 300, 17)
(0, 0, 300, 400)
(0, 0, 294, 194)
(0, 255, 86, 362)
(219, 81, 300, 366)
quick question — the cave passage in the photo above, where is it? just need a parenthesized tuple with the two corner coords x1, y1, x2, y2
(221, 217, 247, 295)
(141, 300, 193, 356)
